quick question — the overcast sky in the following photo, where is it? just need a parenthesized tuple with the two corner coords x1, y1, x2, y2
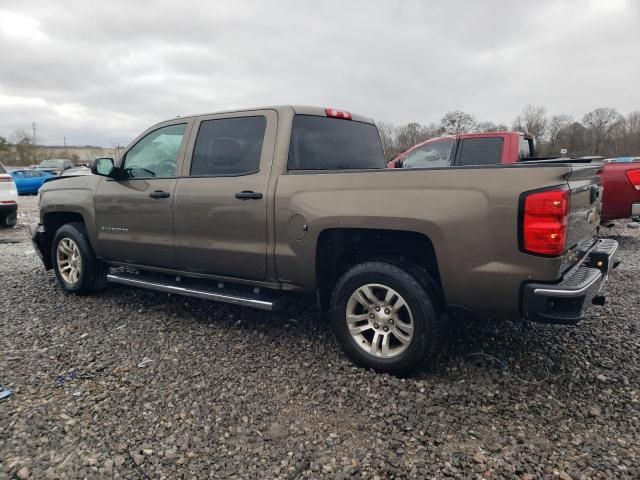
(0, 0, 638, 146)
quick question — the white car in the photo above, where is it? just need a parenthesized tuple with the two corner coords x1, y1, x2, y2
(0, 162, 18, 227)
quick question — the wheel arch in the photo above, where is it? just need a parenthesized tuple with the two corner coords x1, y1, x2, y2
(315, 228, 444, 313)
(38, 212, 89, 269)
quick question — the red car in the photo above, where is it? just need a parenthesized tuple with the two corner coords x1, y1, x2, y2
(600, 158, 640, 221)
(387, 131, 535, 169)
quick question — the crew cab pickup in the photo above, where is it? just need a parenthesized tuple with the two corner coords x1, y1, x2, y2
(387, 131, 535, 168)
(32, 106, 617, 374)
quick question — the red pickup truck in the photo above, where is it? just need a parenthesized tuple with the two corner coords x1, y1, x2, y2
(387, 131, 535, 168)
(389, 133, 640, 222)
(600, 159, 640, 222)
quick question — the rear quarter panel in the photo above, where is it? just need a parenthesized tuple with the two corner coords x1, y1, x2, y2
(274, 164, 576, 319)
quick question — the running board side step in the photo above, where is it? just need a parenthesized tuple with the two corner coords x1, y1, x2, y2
(106, 273, 281, 311)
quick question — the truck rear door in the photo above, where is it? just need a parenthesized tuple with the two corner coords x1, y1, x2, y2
(172, 109, 277, 280)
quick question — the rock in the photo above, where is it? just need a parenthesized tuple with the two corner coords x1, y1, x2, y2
(16, 466, 30, 479)
(3, 197, 640, 480)
(268, 423, 285, 440)
(129, 450, 144, 466)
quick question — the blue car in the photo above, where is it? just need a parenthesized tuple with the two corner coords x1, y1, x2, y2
(9, 169, 55, 195)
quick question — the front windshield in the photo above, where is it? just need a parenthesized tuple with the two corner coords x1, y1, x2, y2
(40, 160, 64, 168)
(402, 139, 454, 168)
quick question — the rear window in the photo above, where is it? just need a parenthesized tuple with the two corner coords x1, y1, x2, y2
(0, 163, 6, 174)
(457, 137, 504, 166)
(519, 136, 533, 159)
(288, 115, 385, 170)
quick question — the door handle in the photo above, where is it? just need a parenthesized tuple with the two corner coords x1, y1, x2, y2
(149, 190, 171, 199)
(235, 191, 263, 200)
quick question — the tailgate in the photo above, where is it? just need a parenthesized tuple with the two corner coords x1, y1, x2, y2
(565, 161, 602, 256)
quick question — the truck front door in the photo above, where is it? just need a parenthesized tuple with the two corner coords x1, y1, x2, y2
(172, 110, 276, 280)
(94, 121, 191, 268)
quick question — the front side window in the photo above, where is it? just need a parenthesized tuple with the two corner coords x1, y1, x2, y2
(190, 116, 266, 176)
(458, 137, 504, 166)
(122, 124, 187, 178)
(402, 139, 454, 168)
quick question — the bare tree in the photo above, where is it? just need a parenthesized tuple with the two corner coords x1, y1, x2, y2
(582, 107, 623, 154)
(440, 111, 476, 135)
(547, 114, 573, 153)
(0, 135, 10, 163)
(565, 122, 587, 156)
(11, 130, 34, 165)
(474, 121, 508, 133)
(376, 121, 397, 160)
(512, 105, 548, 141)
(623, 111, 640, 154)
(394, 122, 436, 154)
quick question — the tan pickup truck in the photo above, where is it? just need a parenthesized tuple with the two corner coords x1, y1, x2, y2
(32, 106, 618, 374)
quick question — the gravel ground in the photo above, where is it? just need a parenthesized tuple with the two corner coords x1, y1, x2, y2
(1, 196, 639, 479)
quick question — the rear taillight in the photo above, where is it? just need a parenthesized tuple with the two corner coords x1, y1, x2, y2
(0, 177, 11, 182)
(521, 188, 570, 256)
(625, 168, 640, 190)
(325, 108, 352, 120)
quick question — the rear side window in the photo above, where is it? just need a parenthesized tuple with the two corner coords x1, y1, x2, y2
(190, 116, 266, 176)
(457, 137, 503, 166)
(288, 115, 385, 170)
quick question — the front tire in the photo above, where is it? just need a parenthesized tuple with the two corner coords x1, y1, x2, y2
(330, 261, 441, 375)
(52, 223, 107, 295)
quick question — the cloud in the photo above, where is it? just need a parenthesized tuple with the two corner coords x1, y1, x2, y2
(0, 0, 638, 146)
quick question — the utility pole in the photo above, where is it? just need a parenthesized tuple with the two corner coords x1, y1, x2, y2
(32, 121, 37, 163)
(64, 136, 68, 157)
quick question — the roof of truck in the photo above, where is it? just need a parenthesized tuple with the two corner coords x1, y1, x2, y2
(172, 105, 375, 125)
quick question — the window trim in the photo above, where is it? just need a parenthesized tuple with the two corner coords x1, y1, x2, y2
(286, 114, 385, 172)
(179, 109, 277, 179)
(454, 136, 505, 166)
(118, 120, 191, 180)
(187, 115, 267, 178)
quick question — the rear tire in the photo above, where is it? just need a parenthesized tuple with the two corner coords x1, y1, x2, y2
(52, 222, 107, 295)
(2, 211, 17, 227)
(330, 261, 441, 375)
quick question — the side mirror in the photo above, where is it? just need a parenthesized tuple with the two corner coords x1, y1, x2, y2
(91, 157, 115, 177)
